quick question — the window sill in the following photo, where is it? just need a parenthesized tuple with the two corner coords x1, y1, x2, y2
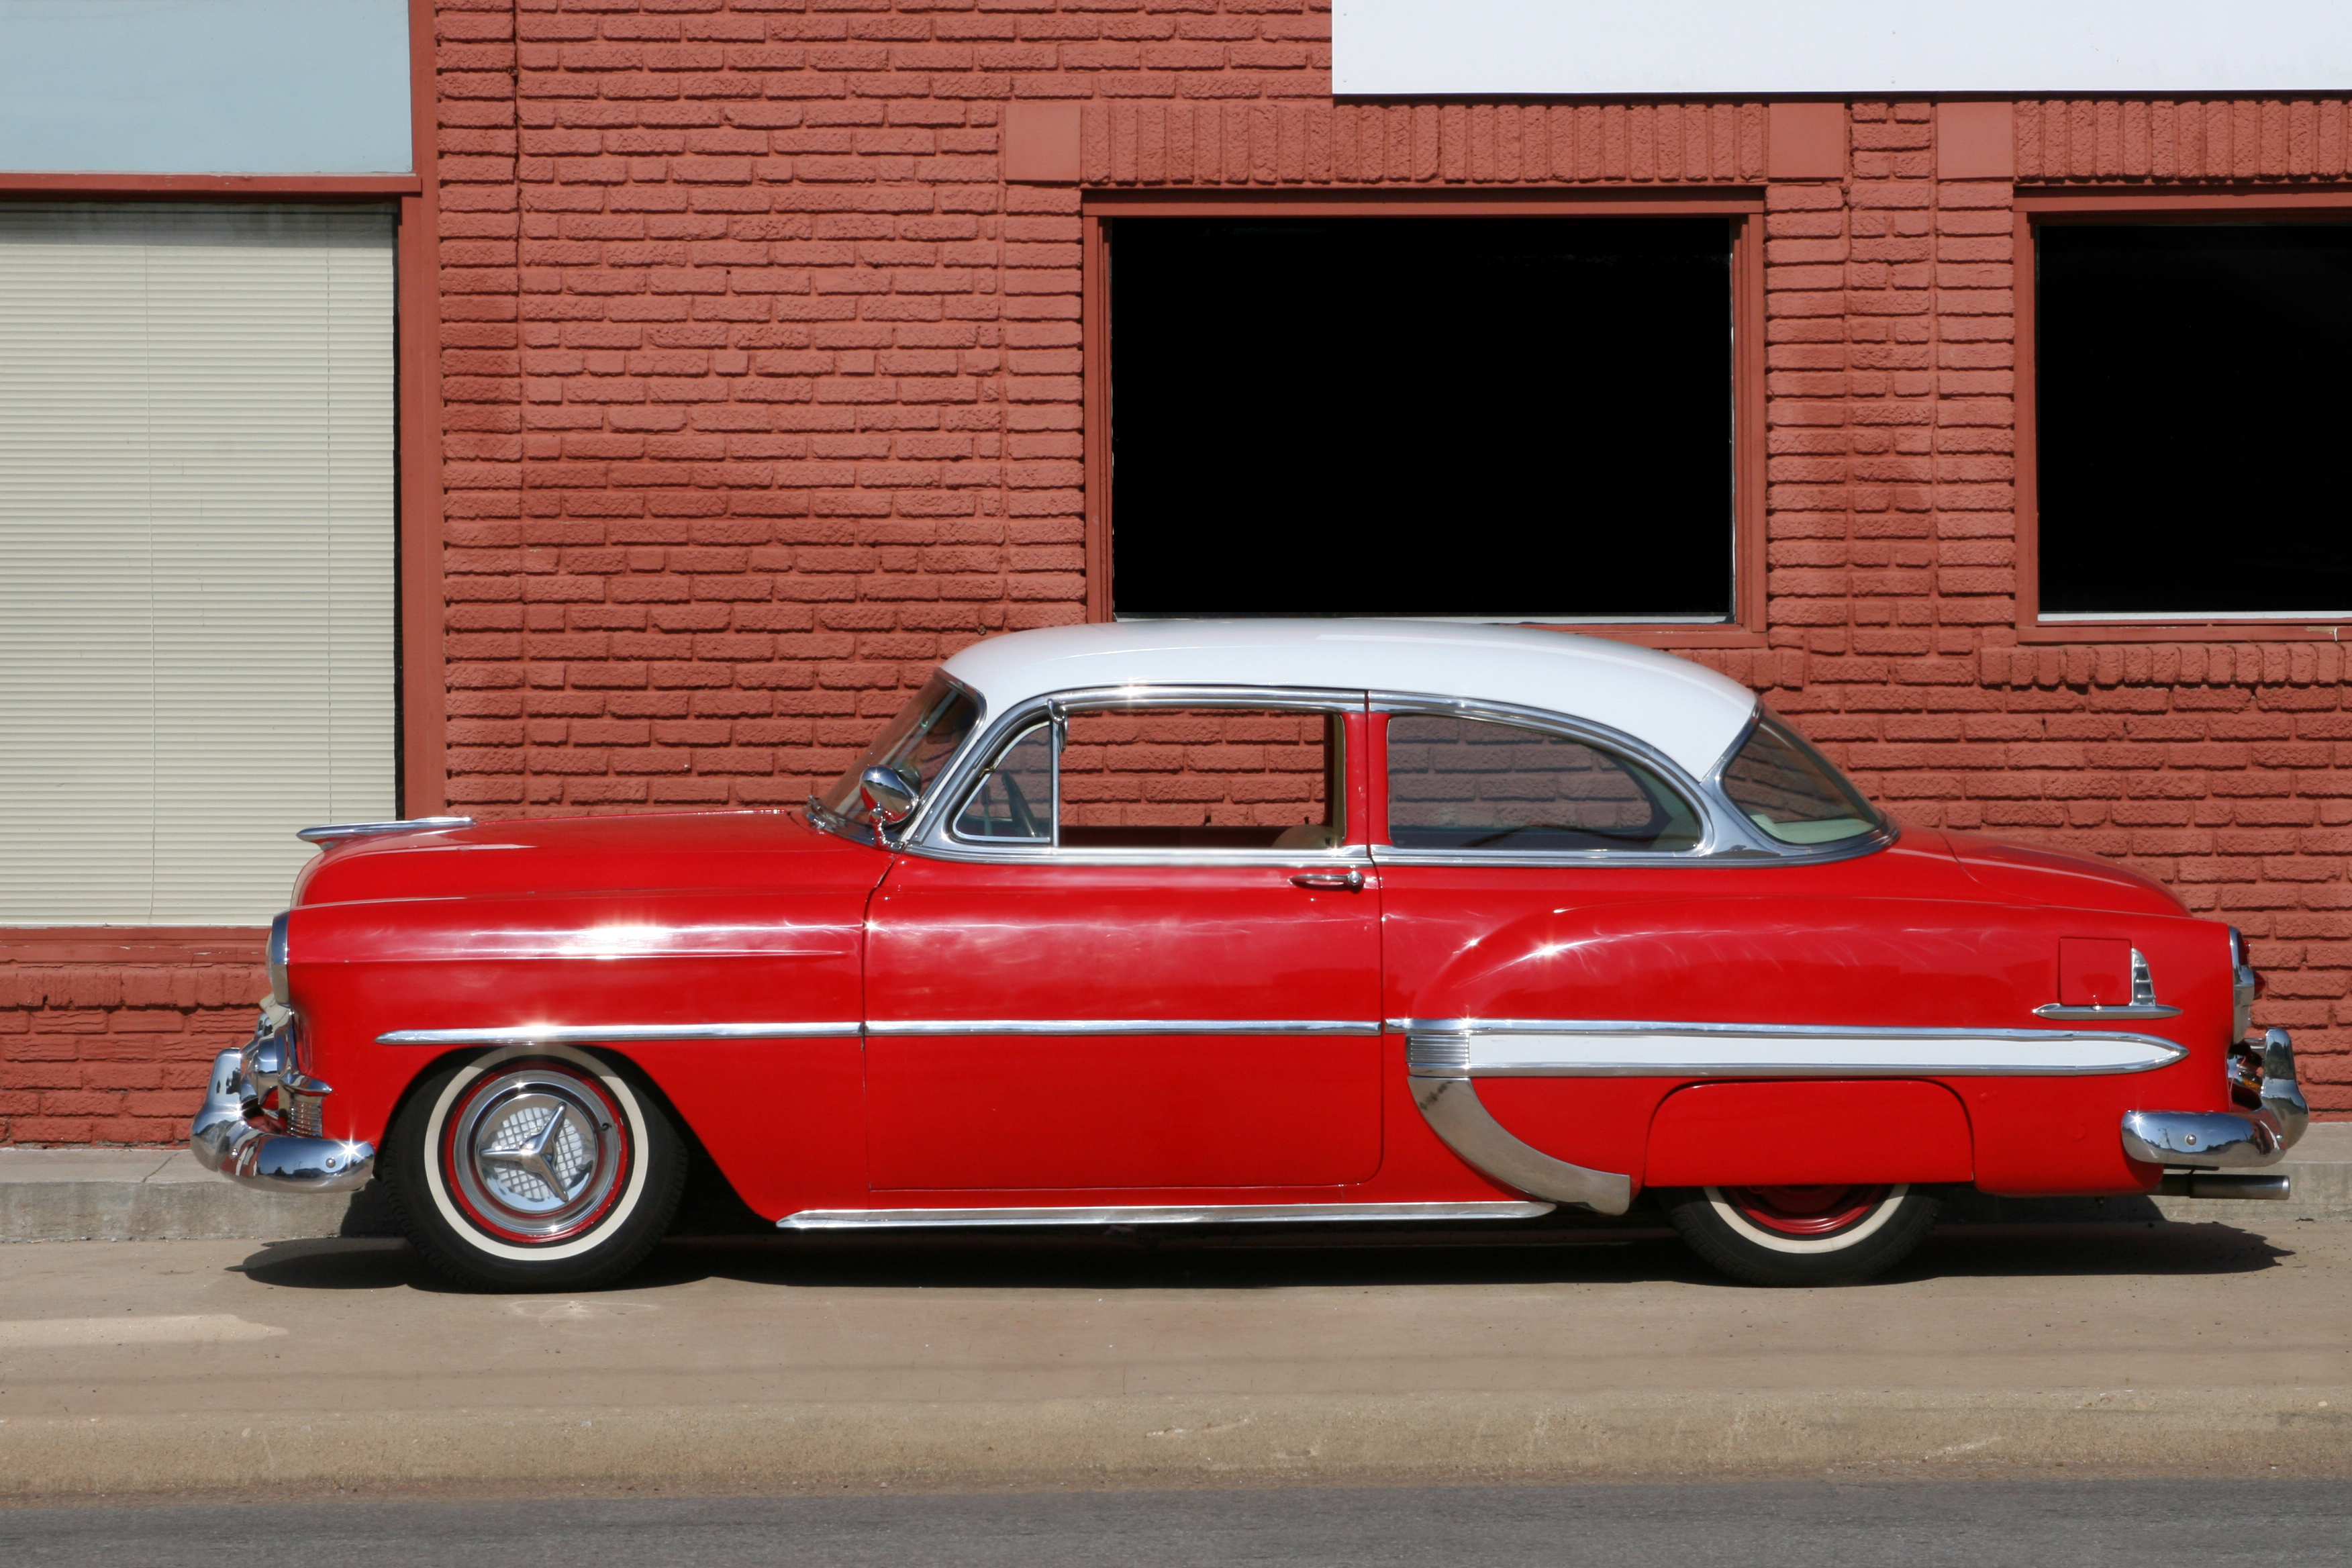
(2017, 620, 2352, 644)
(0, 927, 268, 965)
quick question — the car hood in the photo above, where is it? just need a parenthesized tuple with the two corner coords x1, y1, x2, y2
(1938, 830, 2186, 918)
(291, 810, 888, 908)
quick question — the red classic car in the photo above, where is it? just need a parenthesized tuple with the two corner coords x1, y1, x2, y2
(192, 622, 2308, 1289)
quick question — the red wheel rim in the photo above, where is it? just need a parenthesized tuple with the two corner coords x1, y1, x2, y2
(1720, 1184, 1892, 1238)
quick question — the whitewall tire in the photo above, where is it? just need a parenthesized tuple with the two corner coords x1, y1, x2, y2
(387, 1046, 687, 1291)
(1658, 1183, 1940, 1287)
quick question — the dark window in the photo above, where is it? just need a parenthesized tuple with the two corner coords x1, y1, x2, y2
(2037, 223, 2352, 617)
(1385, 714, 1700, 853)
(1108, 216, 1735, 622)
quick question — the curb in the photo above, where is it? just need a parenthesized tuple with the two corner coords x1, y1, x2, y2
(2, 1389, 2347, 1499)
(0, 1151, 395, 1244)
(4, 1132, 2349, 1244)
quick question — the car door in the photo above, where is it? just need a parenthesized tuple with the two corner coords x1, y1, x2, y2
(861, 692, 1384, 1196)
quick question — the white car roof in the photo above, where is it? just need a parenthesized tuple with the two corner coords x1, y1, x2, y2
(939, 620, 1760, 778)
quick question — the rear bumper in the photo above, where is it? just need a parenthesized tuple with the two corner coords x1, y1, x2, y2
(2118, 1028, 2309, 1195)
(2120, 1107, 2289, 1169)
(189, 1043, 375, 1195)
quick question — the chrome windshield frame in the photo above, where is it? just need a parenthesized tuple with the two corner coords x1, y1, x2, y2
(805, 673, 988, 848)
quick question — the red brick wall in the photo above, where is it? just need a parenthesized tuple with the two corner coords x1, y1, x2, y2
(0, 937, 263, 1146)
(7, 3, 2350, 1141)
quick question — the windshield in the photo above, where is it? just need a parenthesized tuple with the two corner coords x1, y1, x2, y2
(1718, 712, 1885, 846)
(810, 673, 983, 834)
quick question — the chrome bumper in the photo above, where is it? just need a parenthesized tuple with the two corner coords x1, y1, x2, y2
(2119, 1027, 2308, 1184)
(189, 1013, 374, 1195)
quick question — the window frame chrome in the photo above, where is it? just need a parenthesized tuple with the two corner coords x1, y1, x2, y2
(905, 683, 1374, 868)
(1696, 704, 1902, 867)
(1367, 691, 1756, 869)
(888, 683, 1896, 871)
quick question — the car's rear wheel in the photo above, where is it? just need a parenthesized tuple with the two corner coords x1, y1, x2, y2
(1658, 1183, 1939, 1286)
(386, 1046, 686, 1291)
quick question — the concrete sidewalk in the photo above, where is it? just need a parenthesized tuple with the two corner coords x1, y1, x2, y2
(5, 1125, 2350, 1243)
(0, 1216, 2347, 1498)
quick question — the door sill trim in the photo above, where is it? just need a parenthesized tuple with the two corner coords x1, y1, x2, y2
(776, 1200, 1553, 1230)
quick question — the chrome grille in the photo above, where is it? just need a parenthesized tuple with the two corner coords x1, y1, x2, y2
(287, 1095, 324, 1138)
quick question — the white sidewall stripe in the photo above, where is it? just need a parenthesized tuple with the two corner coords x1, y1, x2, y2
(1705, 1184, 1910, 1255)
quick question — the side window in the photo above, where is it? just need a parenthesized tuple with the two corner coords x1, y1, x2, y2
(1060, 706, 1344, 852)
(1385, 714, 1701, 853)
(950, 721, 1054, 842)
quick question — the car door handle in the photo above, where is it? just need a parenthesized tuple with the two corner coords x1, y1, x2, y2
(1289, 870, 1365, 892)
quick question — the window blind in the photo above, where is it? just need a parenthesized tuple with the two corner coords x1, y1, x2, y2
(0, 203, 396, 925)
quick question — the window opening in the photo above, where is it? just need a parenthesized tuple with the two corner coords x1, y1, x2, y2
(1106, 215, 1736, 623)
(951, 720, 1055, 843)
(1385, 714, 1700, 852)
(954, 705, 1345, 852)
(2036, 222, 2352, 618)
(1717, 713, 1883, 846)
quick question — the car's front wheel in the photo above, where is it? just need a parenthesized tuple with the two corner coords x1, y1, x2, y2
(1657, 1183, 1939, 1286)
(385, 1046, 686, 1291)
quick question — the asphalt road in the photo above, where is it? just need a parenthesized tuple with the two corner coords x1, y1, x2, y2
(4, 1480, 2347, 1567)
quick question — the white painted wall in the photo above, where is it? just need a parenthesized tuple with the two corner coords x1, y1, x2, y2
(1334, 1, 2352, 98)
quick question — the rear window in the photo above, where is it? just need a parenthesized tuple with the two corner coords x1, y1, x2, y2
(1718, 714, 1884, 846)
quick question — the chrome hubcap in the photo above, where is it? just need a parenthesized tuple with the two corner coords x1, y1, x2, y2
(448, 1069, 623, 1239)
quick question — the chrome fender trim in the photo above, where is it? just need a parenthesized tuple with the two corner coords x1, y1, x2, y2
(1405, 1036, 1633, 1216)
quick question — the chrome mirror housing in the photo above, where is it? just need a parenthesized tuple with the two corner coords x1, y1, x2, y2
(859, 764, 922, 828)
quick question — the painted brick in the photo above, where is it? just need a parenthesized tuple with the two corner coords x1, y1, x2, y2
(15, 27, 2352, 1142)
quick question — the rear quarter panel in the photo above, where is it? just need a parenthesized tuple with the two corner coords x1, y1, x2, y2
(1389, 842, 2235, 1198)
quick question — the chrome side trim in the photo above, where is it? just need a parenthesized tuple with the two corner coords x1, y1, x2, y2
(2034, 947, 2183, 1020)
(2032, 1005, 2183, 1021)
(777, 1200, 1553, 1230)
(868, 1018, 1382, 1038)
(1406, 1071, 1635, 1216)
(1388, 1018, 2188, 1077)
(297, 816, 475, 845)
(377, 1022, 861, 1046)
(2122, 1108, 2286, 1169)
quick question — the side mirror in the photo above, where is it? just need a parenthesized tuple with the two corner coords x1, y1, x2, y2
(859, 765, 922, 828)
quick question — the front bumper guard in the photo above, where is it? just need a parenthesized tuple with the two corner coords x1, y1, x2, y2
(189, 1018, 374, 1195)
(2118, 1028, 2308, 1199)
